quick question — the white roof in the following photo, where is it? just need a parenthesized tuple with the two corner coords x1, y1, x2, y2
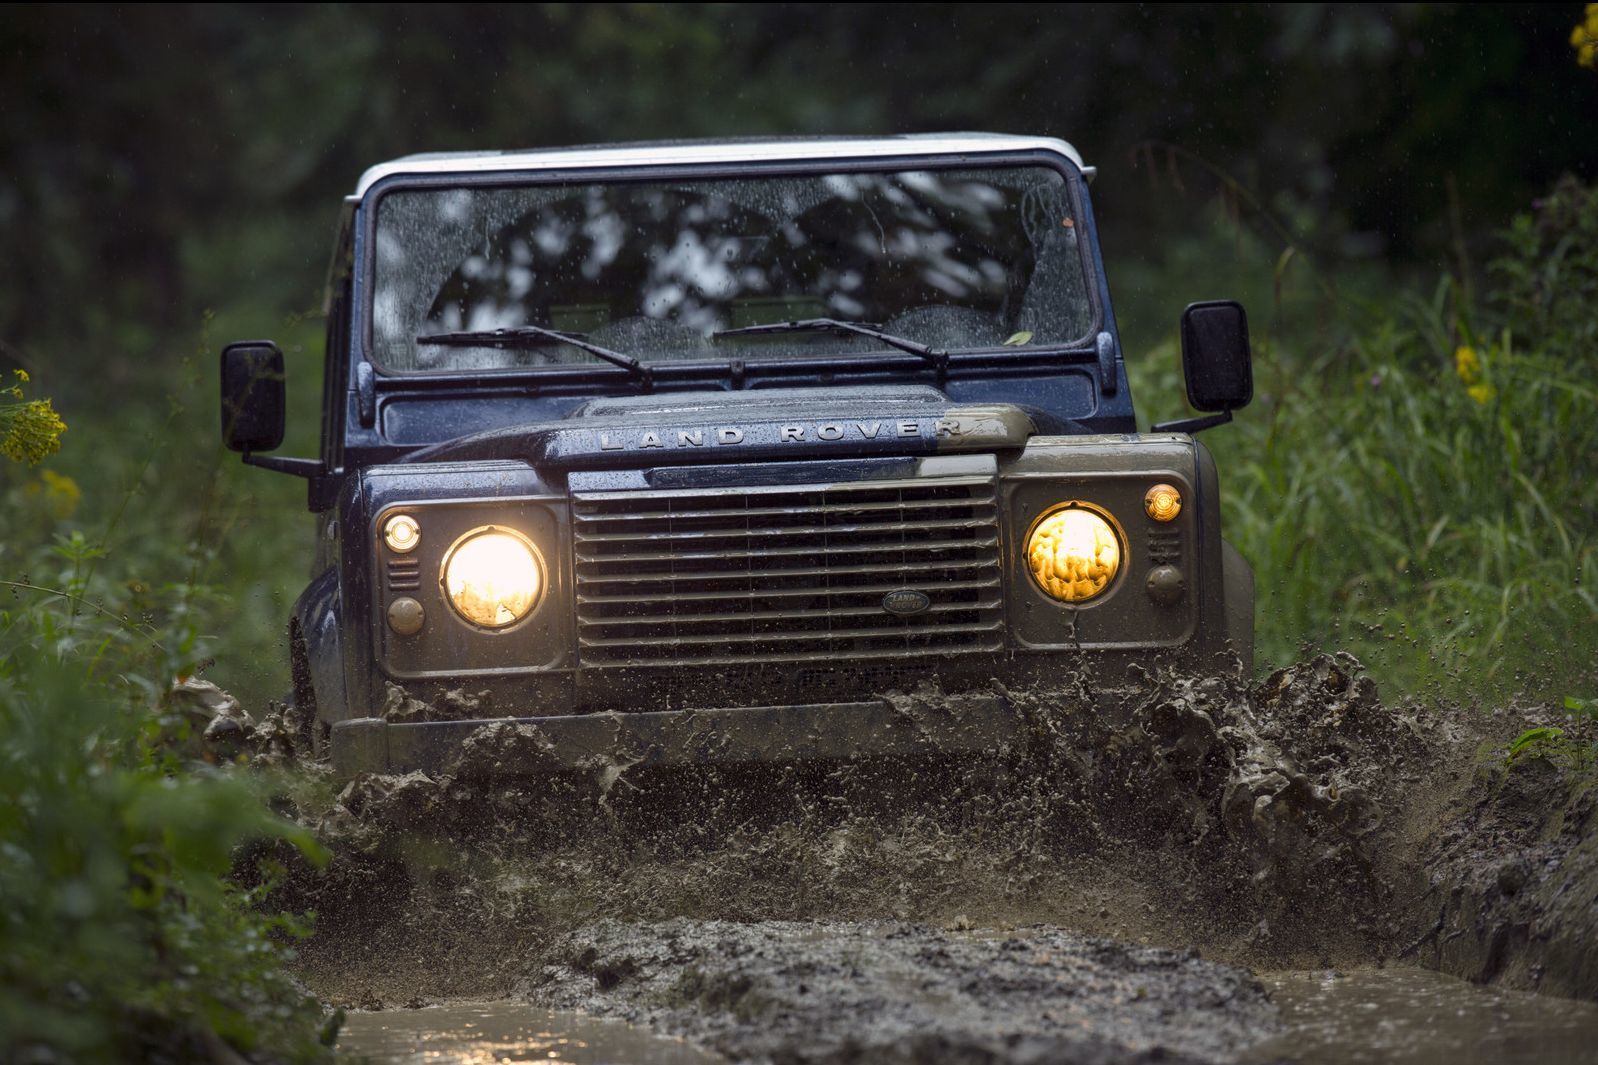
(351, 133, 1090, 199)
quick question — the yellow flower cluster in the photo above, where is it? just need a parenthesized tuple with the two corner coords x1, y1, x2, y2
(25, 469, 82, 519)
(1453, 345, 1496, 405)
(0, 370, 68, 465)
(1574, 4, 1598, 68)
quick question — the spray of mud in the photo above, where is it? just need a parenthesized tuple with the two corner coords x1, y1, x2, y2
(257, 652, 1499, 1018)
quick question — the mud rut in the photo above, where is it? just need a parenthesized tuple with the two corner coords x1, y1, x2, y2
(250, 655, 1598, 1063)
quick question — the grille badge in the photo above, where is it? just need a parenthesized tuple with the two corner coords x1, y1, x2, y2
(882, 589, 932, 617)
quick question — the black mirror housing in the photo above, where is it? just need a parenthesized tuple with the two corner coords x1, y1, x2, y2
(220, 340, 286, 452)
(1180, 301, 1253, 413)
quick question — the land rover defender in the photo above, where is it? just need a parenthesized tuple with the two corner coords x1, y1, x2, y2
(218, 134, 1256, 777)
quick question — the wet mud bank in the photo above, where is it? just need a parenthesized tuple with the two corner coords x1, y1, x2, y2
(1409, 708, 1598, 998)
(268, 653, 1598, 1056)
(530, 919, 1278, 1064)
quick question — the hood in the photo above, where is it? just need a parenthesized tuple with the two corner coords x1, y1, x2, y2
(403, 386, 1034, 469)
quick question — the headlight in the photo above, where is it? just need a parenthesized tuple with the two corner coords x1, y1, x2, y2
(441, 527, 544, 628)
(1025, 504, 1122, 603)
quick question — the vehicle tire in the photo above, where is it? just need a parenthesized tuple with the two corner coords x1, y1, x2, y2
(288, 623, 329, 763)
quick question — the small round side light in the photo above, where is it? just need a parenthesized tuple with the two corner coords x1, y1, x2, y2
(388, 597, 425, 636)
(384, 514, 421, 553)
(1144, 484, 1182, 523)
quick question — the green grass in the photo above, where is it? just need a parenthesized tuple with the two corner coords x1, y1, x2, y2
(1128, 179, 1598, 698)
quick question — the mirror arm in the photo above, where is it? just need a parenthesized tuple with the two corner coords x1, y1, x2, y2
(242, 451, 324, 478)
(1151, 409, 1233, 434)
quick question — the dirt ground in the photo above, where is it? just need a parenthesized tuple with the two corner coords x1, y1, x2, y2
(250, 654, 1598, 1062)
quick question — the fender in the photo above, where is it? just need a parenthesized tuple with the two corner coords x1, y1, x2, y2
(292, 566, 347, 723)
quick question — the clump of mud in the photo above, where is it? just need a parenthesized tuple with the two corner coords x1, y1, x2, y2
(1414, 705, 1598, 998)
(272, 652, 1494, 1014)
(530, 918, 1279, 1064)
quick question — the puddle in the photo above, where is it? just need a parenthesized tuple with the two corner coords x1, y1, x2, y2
(1249, 967, 1598, 1065)
(339, 966, 1598, 1065)
(337, 1000, 723, 1064)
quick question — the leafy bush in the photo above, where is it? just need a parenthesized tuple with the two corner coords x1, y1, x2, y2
(1132, 178, 1598, 697)
(0, 362, 333, 1061)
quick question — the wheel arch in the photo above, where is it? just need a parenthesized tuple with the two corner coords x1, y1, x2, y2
(290, 567, 348, 725)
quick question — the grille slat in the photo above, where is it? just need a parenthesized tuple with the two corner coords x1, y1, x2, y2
(578, 577, 1000, 606)
(580, 620, 1003, 650)
(575, 557, 1000, 586)
(573, 474, 1005, 668)
(573, 496, 986, 524)
(576, 534, 998, 566)
(579, 596, 1003, 628)
(575, 515, 994, 543)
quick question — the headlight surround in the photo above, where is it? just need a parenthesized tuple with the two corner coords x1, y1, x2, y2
(440, 526, 545, 629)
(1025, 503, 1123, 603)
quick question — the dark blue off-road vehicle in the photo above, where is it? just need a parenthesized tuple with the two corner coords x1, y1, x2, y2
(220, 134, 1255, 777)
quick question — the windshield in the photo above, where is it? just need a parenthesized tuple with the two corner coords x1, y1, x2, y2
(371, 164, 1095, 372)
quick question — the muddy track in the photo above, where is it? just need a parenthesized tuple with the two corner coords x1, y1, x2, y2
(247, 654, 1598, 1060)
(531, 919, 1277, 1064)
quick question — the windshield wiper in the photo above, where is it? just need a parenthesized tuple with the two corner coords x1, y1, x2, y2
(416, 326, 652, 384)
(711, 318, 949, 372)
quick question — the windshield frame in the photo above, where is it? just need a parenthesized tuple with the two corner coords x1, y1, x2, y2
(356, 148, 1105, 384)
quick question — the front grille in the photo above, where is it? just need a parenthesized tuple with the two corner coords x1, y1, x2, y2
(573, 475, 1004, 668)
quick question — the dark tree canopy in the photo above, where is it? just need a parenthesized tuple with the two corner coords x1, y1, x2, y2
(2, 4, 1593, 384)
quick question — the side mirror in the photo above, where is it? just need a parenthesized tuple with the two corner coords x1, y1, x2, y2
(219, 340, 286, 452)
(1179, 300, 1253, 413)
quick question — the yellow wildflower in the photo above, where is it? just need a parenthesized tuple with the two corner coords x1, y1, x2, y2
(1574, 4, 1598, 68)
(0, 371, 67, 465)
(39, 469, 81, 519)
(1453, 346, 1495, 404)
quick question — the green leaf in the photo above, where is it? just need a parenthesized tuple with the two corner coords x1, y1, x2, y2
(1508, 726, 1564, 760)
(1003, 331, 1033, 346)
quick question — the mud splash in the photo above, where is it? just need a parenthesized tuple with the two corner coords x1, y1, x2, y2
(259, 653, 1598, 1057)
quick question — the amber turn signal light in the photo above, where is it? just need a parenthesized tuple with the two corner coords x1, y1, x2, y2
(1144, 484, 1182, 523)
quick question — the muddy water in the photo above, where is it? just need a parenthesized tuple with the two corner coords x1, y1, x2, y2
(339, 967, 1598, 1064)
(1250, 967, 1598, 1065)
(337, 1001, 721, 1063)
(291, 656, 1598, 1062)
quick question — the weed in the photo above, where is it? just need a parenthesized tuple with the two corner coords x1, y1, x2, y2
(1, 364, 333, 1060)
(1129, 179, 1598, 698)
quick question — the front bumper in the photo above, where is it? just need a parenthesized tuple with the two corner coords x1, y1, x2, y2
(329, 693, 1024, 778)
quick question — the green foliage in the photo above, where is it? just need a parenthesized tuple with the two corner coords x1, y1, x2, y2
(0, 664, 329, 1061)
(1, 365, 331, 1060)
(1131, 179, 1598, 698)
(1508, 726, 1568, 762)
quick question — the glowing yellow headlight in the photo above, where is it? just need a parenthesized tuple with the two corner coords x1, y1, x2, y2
(1026, 504, 1122, 603)
(441, 527, 543, 628)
